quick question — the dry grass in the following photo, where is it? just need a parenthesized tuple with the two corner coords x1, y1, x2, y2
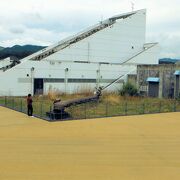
(40, 88, 94, 102)
(102, 93, 120, 105)
(73, 85, 94, 96)
(46, 90, 65, 101)
(1, 93, 179, 120)
(102, 93, 146, 105)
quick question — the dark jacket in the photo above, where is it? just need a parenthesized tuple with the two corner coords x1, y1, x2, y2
(27, 97, 33, 106)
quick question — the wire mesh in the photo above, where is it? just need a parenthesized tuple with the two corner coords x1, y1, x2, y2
(0, 96, 179, 121)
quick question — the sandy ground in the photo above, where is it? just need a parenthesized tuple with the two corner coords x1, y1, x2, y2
(0, 106, 180, 180)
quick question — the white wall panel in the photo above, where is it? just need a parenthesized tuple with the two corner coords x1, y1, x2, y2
(0, 10, 160, 96)
(45, 10, 146, 63)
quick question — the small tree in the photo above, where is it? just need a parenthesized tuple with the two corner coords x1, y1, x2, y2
(119, 82, 138, 96)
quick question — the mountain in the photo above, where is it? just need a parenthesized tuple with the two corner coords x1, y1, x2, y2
(159, 58, 180, 64)
(0, 45, 46, 60)
(0, 46, 4, 51)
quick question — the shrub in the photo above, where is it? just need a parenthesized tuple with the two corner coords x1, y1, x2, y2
(119, 82, 138, 96)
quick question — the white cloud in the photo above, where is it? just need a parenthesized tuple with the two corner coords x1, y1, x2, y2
(0, 0, 179, 58)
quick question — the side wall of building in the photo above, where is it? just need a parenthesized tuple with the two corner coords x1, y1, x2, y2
(0, 44, 159, 96)
(137, 64, 180, 98)
(0, 10, 160, 96)
(44, 10, 146, 64)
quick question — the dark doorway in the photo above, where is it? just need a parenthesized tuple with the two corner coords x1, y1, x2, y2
(34, 78, 44, 95)
(148, 82, 159, 97)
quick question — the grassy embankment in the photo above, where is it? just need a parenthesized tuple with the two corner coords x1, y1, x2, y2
(0, 93, 179, 120)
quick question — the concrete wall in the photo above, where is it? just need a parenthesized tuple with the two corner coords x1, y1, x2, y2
(137, 64, 180, 98)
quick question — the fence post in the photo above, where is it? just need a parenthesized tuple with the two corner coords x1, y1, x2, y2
(125, 102, 127, 115)
(159, 101, 162, 113)
(5, 96, 7, 106)
(20, 99, 23, 112)
(173, 100, 176, 112)
(106, 102, 108, 117)
(142, 102, 145, 114)
(49, 106, 52, 120)
(60, 109, 62, 120)
(69, 107, 72, 120)
(94, 103, 96, 118)
(12, 98, 15, 109)
(84, 103, 87, 119)
(4, 96, 6, 106)
(40, 102, 43, 117)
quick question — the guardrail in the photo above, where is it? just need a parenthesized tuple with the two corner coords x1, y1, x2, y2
(0, 96, 179, 121)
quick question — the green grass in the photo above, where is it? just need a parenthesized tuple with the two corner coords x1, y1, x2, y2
(0, 95, 180, 120)
(66, 96, 180, 119)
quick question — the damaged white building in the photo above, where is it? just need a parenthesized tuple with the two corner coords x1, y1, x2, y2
(0, 9, 160, 96)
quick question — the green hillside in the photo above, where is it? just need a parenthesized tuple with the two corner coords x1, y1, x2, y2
(0, 45, 46, 60)
(0, 46, 4, 51)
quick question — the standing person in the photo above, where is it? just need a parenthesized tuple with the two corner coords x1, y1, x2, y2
(27, 94, 33, 116)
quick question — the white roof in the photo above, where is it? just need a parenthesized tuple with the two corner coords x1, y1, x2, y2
(19, 9, 145, 62)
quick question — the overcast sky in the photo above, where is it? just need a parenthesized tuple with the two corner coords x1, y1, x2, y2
(0, 0, 179, 58)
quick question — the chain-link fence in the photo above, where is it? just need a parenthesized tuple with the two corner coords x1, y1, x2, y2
(66, 99, 180, 120)
(0, 96, 51, 120)
(0, 96, 180, 121)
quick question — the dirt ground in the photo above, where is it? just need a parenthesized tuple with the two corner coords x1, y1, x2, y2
(0, 106, 180, 180)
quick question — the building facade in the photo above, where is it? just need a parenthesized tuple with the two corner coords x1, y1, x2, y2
(136, 64, 180, 98)
(0, 9, 160, 96)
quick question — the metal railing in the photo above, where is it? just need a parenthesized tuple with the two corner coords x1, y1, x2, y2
(0, 96, 179, 121)
(0, 97, 51, 120)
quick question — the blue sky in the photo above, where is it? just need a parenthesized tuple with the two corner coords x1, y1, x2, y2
(0, 0, 179, 58)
